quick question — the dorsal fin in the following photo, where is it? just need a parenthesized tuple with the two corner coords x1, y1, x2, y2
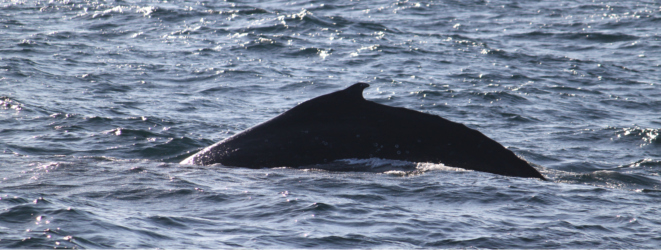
(341, 82, 369, 101)
(286, 82, 370, 112)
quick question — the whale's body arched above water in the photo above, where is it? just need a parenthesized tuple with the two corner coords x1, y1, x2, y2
(181, 83, 545, 180)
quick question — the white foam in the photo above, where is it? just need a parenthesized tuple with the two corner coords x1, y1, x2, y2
(415, 162, 469, 172)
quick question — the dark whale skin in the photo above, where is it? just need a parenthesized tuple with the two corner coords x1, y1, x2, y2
(182, 83, 546, 180)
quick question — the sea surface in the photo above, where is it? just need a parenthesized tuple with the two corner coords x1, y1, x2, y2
(1, 0, 660, 248)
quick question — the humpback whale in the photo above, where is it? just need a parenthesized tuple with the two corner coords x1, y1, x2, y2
(181, 83, 545, 180)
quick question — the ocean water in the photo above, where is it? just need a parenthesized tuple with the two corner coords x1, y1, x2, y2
(1, 0, 660, 248)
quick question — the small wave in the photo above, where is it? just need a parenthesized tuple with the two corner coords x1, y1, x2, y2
(566, 170, 661, 190)
(148, 6, 213, 21)
(147, 215, 191, 229)
(498, 112, 541, 123)
(102, 127, 160, 137)
(89, 82, 132, 94)
(354, 21, 396, 33)
(99, 126, 203, 161)
(143, 137, 202, 162)
(0, 96, 23, 111)
(284, 11, 338, 29)
(469, 91, 531, 105)
(198, 85, 235, 95)
(609, 126, 659, 147)
(508, 31, 639, 43)
(0, 196, 86, 248)
(0, 204, 44, 224)
(551, 158, 661, 191)
(276, 81, 324, 91)
(240, 38, 287, 52)
(575, 32, 640, 43)
(547, 85, 603, 96)
(16, 39, 49, 48)
(287, 47, 332, 58)
(86, 5, 199, 22)
(624, 159, 661, 169)
(407, 89, 452, 99)
(600, 98, 660, 113)
(220, 8, 270, 15)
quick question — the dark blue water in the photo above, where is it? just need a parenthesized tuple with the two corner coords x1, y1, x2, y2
(1, 0, 660, 248)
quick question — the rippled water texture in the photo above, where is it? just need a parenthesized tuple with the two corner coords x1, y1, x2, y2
(1, 0, 660, 248)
